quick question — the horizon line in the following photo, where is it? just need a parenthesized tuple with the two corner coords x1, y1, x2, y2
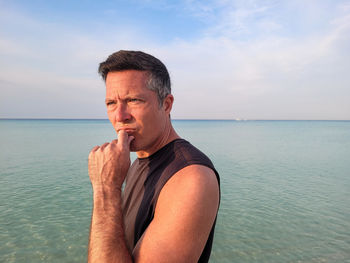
(1, 118, 349, 121)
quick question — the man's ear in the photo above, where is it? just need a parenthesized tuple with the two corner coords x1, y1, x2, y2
(163, 94, 174, 114)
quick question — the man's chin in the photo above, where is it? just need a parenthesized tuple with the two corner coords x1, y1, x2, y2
(129, 141, 138, 152)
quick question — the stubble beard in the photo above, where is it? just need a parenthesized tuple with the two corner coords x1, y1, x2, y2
(129, 140, 137, 152)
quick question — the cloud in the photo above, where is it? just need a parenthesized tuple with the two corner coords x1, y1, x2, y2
(154, 1, 350, 119)
(1, 0, 349, 119)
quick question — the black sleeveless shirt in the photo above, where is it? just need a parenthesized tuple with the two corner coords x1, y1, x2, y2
(122, 139, 220, 262)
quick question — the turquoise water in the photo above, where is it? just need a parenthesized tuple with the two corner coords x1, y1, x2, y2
(1, 119, 349, 262)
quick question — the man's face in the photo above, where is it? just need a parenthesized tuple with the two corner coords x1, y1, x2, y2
(105, 70, 171, 155)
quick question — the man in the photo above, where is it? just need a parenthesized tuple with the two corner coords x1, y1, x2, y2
(88, 50, 220, 263)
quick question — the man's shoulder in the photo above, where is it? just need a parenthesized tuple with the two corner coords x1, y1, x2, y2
(172, 164, 219, 191)
(171, 139, 213, 161)
(166, 139, 220, 199)
(171, 139, 219, 178)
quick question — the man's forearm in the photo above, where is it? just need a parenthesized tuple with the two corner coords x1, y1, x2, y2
(88, 132, 134, 262)
(88, 189, 133, 263)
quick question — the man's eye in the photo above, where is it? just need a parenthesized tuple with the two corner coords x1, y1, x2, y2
(106, 101, 115, 106)
(129, 98, 140, 103)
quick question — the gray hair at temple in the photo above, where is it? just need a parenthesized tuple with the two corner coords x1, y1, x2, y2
(98, 50, 171, 106)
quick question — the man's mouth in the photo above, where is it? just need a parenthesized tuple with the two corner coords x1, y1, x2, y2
(117, 128, 136, 135)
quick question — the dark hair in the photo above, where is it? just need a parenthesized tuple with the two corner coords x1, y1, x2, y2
(98, 50, 171, 105)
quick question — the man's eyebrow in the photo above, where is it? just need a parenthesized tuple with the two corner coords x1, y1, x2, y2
(105, 94, 145, 102)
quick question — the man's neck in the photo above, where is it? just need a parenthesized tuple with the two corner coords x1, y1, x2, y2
(136, 124, 180, 159)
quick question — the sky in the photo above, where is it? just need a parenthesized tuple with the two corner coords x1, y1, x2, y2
(1, 0, 349, 120)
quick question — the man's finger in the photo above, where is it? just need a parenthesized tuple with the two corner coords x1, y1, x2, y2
(100, 142, 109, 151)
(91, 146, 100, 152)
(89, 145, 100, 158)
(117, 130, 129, 150)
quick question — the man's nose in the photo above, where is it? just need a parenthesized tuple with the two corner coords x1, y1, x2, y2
(115, 103, 132, 123)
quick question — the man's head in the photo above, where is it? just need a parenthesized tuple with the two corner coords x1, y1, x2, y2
(98, 50, 171, 106)
(100, 51, 175, 157)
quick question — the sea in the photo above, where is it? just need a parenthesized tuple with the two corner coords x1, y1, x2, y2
(0, 119, 349, 263)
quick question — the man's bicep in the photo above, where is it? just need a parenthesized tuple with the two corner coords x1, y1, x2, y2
(132, 165, 219, 263)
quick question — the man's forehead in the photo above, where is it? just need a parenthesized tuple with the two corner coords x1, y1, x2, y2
(106, 70, 149, 83)
(105, 70, 157, 99)
(106, 71, 148, 92)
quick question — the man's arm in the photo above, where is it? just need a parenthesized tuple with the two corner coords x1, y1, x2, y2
(88, 130, 133, 263)
(88, 186, 131, 262)
(133, 165, 219, 262)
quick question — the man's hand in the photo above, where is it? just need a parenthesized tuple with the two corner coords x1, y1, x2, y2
(88, 130, 135, 192)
